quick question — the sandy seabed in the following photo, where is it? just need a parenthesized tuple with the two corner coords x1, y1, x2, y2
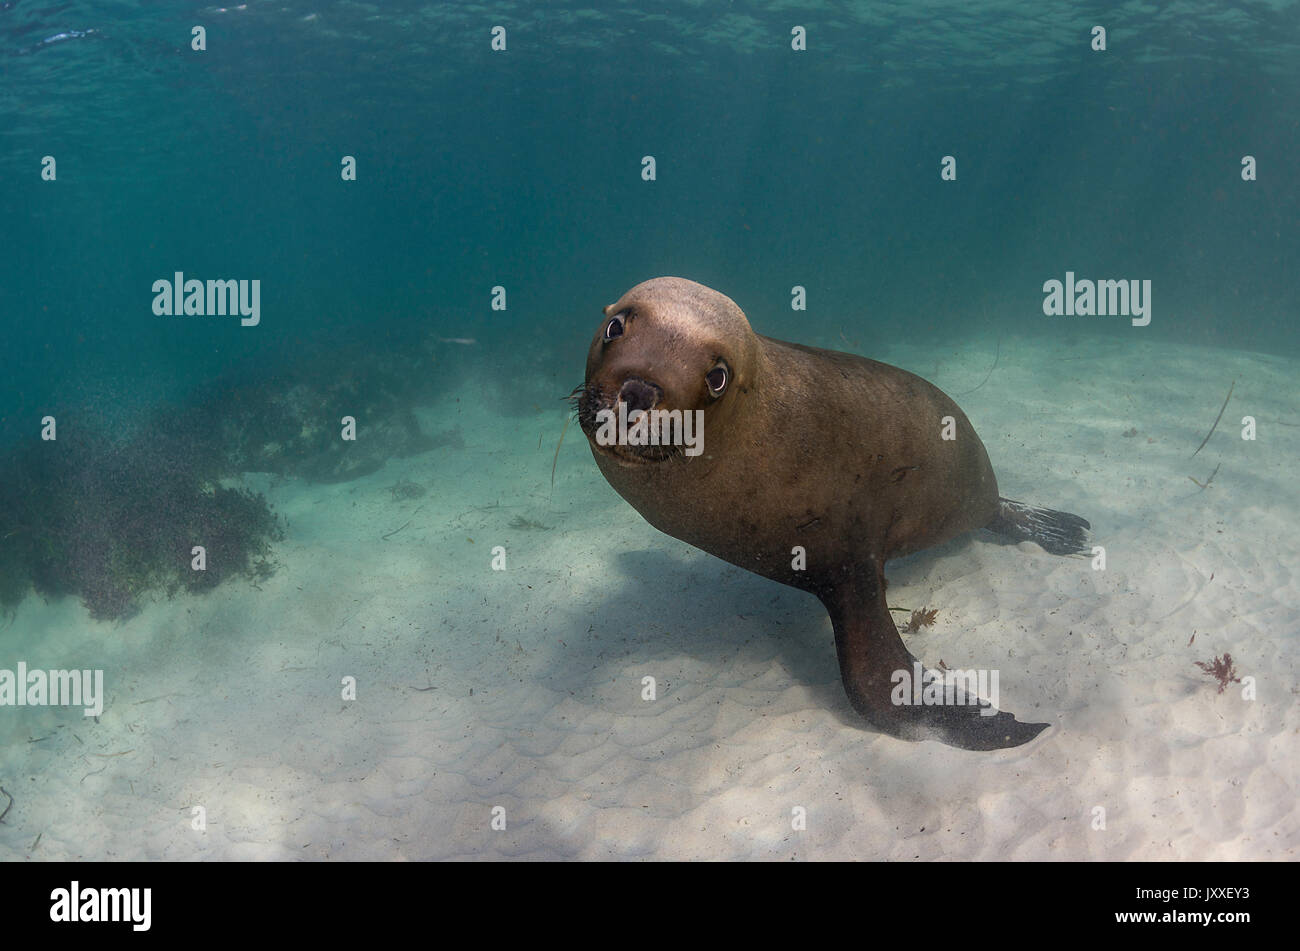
(1, 332, 1296, 861)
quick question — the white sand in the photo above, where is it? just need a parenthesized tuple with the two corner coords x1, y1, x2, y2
(1, 332, 1296, 861)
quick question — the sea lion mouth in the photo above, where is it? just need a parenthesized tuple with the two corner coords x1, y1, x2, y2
(599, 443, 679, 467)
(568, 381, 686, 466)
(605, 441, 685, 465)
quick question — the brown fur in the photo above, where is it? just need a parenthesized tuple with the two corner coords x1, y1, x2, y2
(578, 277, 1048, 749)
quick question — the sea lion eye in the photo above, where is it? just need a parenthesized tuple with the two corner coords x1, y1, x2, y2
(706, 363, 729, 396)
(603, 313, 626, 342)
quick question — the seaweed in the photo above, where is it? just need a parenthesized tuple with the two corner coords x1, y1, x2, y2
(388, 478, 426, 501)
(953, 337, 1001, 397)
(0, 336, 456, 620)
(1193, 653, 1241, 693)
(1188, 463, 1220, 491)
(210, 351, 440, 482)
(381, 505, 424, 541)
(0, 421, 283, 621)
(901, 607, 939, 634)
(1192, 380, 1235, 457)
(551, 414, 571, 493)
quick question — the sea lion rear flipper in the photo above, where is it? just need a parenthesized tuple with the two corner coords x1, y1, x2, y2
(987, 498, 1091, 556)
(822, 564, 1049, 751)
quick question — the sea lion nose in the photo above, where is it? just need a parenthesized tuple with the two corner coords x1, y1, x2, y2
(618, 378, 661, 413)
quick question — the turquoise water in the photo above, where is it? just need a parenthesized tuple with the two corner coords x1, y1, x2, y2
(1, 2, 1298, 860)
(4, 1, 1298, 440)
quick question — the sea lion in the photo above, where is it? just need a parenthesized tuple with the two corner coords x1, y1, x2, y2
(574, 277, 1090, 751)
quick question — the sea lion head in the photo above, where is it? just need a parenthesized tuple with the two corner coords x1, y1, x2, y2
(574, 277, 761, 467)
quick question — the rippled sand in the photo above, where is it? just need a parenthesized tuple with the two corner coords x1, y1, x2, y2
(1, 334, 1295, 861)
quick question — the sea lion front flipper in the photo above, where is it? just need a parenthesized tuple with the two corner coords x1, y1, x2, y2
(821, 564, 1049, 751)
